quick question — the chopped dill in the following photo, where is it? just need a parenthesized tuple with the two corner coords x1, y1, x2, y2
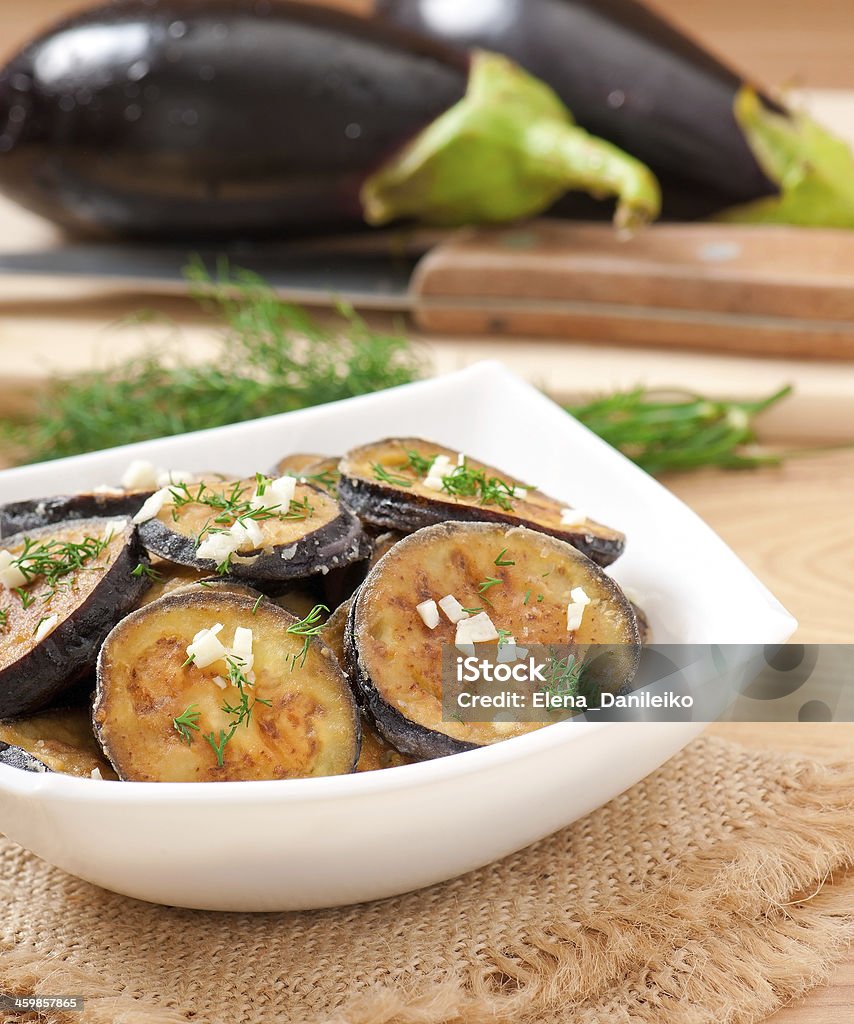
(173, 704, 201, 746)
(494, 548, 515, 567)
(204, 729, 233, 768)
(131, 562, 163, 581)
(1, 265, 421, 464)
(287, 603, 330, 670)
(372, 464, 413, 488)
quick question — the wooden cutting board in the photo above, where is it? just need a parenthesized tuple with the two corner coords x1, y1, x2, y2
(412, 221, 854, 359)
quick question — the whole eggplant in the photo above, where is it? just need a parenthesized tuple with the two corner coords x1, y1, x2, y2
(0, 1, 465, 236)
(0, 0, 660, 238)
(377, 0, 778, 214)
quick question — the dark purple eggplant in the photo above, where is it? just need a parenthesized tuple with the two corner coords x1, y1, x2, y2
(378, 0, 854, 226)
(0, 0, 659, 238)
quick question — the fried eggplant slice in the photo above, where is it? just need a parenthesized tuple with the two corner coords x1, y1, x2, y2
(135, 562, 209, 608)
(346, 521, 640, 759)
(0, 488, 153, 538)
(0, 741, 47, 773)
(632, 602, 652, 645)
(0, 517, 150, 718)
(338, 438, 624, 567)
(0, 708, 117, 778)
(369, 530, 405, 568)
(322, 599, 413, 772)
(94, 590, 360, 781)
(137, 477, 368, 581)
(270, 453, 330, 477)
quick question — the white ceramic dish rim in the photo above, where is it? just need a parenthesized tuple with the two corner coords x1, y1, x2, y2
(0, 360, 796, 803)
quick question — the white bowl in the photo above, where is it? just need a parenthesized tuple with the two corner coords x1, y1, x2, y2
(0, 361, 795, 911)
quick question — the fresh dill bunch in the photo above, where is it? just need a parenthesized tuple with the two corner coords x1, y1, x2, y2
(12, 263, 422, 464)
(565, 386, 792, 474)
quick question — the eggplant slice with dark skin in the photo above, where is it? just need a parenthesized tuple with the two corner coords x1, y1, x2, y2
(0, 488, 153, 539)
(136, 477, 369, 582)
(322, 598, 414, 771)
(338, 438, 625, 567)
(346, 521, 640, 760)
(0, 518, 151, 719)
(378, 0, 854, 226)
(0, 0, 659, 238)
(0, 707, 118, 778)
(94, 590, 360, 782)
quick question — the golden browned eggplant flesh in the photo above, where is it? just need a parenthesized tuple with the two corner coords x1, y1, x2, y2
(0, 443, 643, 781)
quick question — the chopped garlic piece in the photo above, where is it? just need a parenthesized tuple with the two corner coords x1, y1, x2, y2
(429, 454, 453, 476)
(268, 475, 297, 506)
(455, 611, 499, 648)
(438, 594, 468, 624)
(212, 675, 228, 690)
(230, 517, 264, 550)
(196, 530, 240, 564)
(155, 468, 196, 488)
(121, 459, 159, 490)
(34, 614, 58, 642)
(416, 599, 440, 629)
(566, 603, 586, 632)
(101, 518, 126, 544)
(132, 487, 173, 525)
(497, 637, 518, 664)
(513, 486, 528, 500)
(230, 626, 255, 671)
(560, 507, 587, 527)
(456, 452, 466, 466)
(186, 623, 227, 669)
(570, 586, 591, 606)
(0, 550, 27, 590)
(422, 476, 444, 491)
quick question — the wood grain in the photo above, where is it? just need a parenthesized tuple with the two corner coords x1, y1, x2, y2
(412, 222, 854, 359)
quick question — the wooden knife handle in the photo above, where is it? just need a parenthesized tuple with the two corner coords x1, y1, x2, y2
(410, 221, 854, 360)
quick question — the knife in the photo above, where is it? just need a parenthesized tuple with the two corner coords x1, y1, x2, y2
(2, 221, 854, 359)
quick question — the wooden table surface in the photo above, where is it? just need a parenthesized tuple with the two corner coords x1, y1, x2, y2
(0, 2, 852, 1021)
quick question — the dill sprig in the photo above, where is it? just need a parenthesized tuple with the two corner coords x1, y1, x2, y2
(220, 656, 272, 730)
(9, 535, 109, 596)
(404, 450, 434, 475)
(566, 386, 793, 474)
(131, 562, 163, 581)
(541, 652, 586, 707)
(2, 265, 421, 464)
(204, 729, 233, 768)
(440, 461, 519, 511)
(170, 480, 313, 529)
(372, 464, 413, 488)
(287, 603, 330, 670)
(0, 609, 8, 631)
(173, 704, 201, 746)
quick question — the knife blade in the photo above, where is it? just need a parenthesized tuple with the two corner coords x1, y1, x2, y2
(3, 222, 854, 361)
(0, 242, 418, 310)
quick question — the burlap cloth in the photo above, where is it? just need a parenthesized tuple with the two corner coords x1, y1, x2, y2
(2, 736, 854, 1024)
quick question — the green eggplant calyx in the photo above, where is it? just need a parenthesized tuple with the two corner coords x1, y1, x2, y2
(360, 50, 661, 231)
(720, 87, 854, 228)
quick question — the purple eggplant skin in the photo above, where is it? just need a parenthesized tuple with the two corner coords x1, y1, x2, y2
(0, 0, 467, 238)
(377, 0, 781, 214)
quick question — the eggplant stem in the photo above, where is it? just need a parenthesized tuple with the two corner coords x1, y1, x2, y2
(527, 122, 661, 231)
(361, 51, 660, 230)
